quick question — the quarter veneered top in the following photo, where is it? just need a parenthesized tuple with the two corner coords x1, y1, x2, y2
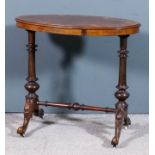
(16, 15, 140, 36)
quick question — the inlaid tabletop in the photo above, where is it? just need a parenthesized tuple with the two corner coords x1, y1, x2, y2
(16, 15, 140, 36)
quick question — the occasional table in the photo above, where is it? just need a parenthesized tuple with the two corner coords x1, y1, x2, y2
(15, 15, 140, 147)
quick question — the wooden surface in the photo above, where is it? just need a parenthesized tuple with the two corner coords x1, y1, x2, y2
(16, 15, 140, 146)
(16, 15, 140, 36)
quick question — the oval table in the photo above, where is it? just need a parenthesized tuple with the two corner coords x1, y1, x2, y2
(15, 15, 140, 147)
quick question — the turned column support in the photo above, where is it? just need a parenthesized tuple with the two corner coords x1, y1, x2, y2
(115, 35, 129, 111)
(111, 35, 130, 147)
(17, 30, 42, 136)
(25, 30, 39, 102)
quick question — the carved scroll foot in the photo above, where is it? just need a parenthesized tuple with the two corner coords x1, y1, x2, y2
(17, 101, 33, 137)
(111, 136, 118, 147)
(17, 119, 31, 137)
(17, 126, 25, 137)
(111, 102, 125, 147)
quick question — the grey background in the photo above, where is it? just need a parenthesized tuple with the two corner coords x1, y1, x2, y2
(6, 0, 149, 113)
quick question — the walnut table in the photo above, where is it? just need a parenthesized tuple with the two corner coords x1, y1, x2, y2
(15, 15, 140, 147)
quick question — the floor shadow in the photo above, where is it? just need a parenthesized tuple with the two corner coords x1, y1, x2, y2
(55, 114, 114, 147)
(119, 122, 149, 148)
(5, 114, 22, 137)
(5, 114, 56, 137)
(54, 114, 149, 148)
(6, 114, 148, 148)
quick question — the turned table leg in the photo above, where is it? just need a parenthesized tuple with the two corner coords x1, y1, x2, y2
(111, 35, 130, 146)
(17, 30, 43, 136)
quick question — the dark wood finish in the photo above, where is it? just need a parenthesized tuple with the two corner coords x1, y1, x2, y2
(15, 14, 140, 146)
(111, 35, 130, 146)
(16, 15, 140, 36)
(37, 101, 116, 113)
(17, 30, 42, 136)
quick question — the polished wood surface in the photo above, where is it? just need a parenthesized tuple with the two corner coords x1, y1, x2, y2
(16, 14, 140, 147)
(17, 31, 43, 136)
(37, 101, 116, 113)
(111, 35, 130, 146)
(16, 15, 140, 36)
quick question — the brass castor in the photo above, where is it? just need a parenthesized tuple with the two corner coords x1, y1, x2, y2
(111, 136, 118, 147)
(34, 108, 44, 118)
(124, 117, 131, 126)
(17, 126, 25, 137)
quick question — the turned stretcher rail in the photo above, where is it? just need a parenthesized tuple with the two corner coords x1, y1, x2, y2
(37, 101, 116, 113)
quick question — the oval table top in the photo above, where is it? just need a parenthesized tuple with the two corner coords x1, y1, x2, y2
(16, 15, 140, 36)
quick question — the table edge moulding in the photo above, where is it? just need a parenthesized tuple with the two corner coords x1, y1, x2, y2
(16, 14, 140, 36)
